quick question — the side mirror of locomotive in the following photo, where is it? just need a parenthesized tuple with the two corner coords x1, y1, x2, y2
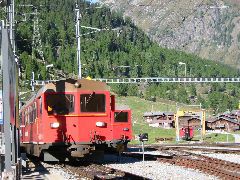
(139, 133, 148, 142)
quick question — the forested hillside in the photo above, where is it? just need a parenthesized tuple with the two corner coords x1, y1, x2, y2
(101, 0, 240, 68)
(2, 0, 240, 113)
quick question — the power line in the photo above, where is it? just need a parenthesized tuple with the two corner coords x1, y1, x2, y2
(33, 77, 240, 86)
(32, 8, 45, 63)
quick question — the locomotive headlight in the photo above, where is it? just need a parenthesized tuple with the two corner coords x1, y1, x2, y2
(74, 82, 81, 88)
(123, 128, 129, 131)
(96, 122, 106, 127)
(50, 122, 60, 128)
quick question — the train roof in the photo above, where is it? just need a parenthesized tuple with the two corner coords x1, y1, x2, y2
(38, 78, 109, 94)
(20, 79, 109, 111)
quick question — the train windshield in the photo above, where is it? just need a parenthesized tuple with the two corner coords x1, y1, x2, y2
(47, 94, 74, 115)
(114, 112, 128, 122)
(80, 93, 105, 112)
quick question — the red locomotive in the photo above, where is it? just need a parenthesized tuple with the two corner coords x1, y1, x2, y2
(180, 126, 194, 140)
(20, 79, 132, 161)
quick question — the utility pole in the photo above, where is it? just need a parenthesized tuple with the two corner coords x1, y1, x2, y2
(75, 3, 81, 79)
(20, 4, 45, 63)
(74, 4, 120, 79)
(32, 8, 45, 63)
(7, 0, 15, 53)
(31, 71, 35, 91)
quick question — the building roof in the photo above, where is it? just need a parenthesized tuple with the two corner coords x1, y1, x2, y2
(210, 116, 240, 125)
(149, 119, 173, 124)
(206, 117, 216, 123)
(143, 111, 174, 117)
(143, 112, 164, 117)
(164, 112, 175, 116)
(230, 110, 240, 116)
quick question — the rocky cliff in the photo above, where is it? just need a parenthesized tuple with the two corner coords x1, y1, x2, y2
(100, 0, 240, 68)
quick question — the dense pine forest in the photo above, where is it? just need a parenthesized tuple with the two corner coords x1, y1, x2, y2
(3, 0, 240, 113)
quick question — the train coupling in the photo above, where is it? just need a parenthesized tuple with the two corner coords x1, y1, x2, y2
(68, 144, 95, 158)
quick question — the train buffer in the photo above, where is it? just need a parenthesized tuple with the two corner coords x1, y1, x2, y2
(21, 153, 29, 169)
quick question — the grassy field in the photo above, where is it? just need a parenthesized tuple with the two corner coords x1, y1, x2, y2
(116, 96, 177, 144)
(204, 133, 235, 143)
(192, 131, 235, 143)
(116, 96, 237, 144)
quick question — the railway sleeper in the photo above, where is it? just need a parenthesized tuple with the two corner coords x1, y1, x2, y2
(189, 163, 239, 179)
(160, 157, 240, 179)
(178, 156, 240, 172)
(191, 163, 240, 179)
(200, 159, 240, 171)
(197, 155, 240, 168)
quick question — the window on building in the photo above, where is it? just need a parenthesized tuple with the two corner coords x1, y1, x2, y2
(114, 112, 128, 122)
(47, 94, 74, 115)
(80, 93, 105, 112)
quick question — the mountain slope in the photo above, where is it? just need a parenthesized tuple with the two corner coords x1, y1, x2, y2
(100, 0, 240, 68)
(2, 0, 239, 113)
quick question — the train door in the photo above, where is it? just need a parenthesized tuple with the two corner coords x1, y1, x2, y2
(111, 109, 132, 141)
(29, 106, 34, 143)
(24, 109, 29, 142)
(20, 112, 25, 142)
(79, 92, 108, 142)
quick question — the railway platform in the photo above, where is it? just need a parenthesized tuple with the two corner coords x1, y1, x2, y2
(0, 132, 4, 178)
(22, 169, 65, 180)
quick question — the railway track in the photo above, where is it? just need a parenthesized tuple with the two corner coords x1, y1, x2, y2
(22, 143, 240, 179)
(124, 147, 240, 180)
(22, 155, 149, 180)
(132, 143, 240, 154)
(160, 146, 240, 154)
(134, 142, 240, 148)
(157, 153, 240, 179)
(64, 163, 149, 179)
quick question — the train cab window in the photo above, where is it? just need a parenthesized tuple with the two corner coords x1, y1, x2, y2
(114, 112, 128, 122)
(29, 106, 34, 123)
(23, 114, 25, 125)
(47, 94, 74, 115)
(80, 93, 105, 112)
(24, 110, 27, 124)
(28, 107, 30, 123)
(19, 113, 22, 124)
(33, 102, 37, 120)
(39, 97, 42, 114)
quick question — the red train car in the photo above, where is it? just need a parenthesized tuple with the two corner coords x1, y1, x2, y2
(20, 79, 132, 161)
(180, 126, 194, 140)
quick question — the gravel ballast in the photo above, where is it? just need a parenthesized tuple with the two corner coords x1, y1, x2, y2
(104, 155, 218, 180)
(192, 151, 240, 164)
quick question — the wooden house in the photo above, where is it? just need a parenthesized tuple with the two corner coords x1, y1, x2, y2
(143, 112, 174, 129)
